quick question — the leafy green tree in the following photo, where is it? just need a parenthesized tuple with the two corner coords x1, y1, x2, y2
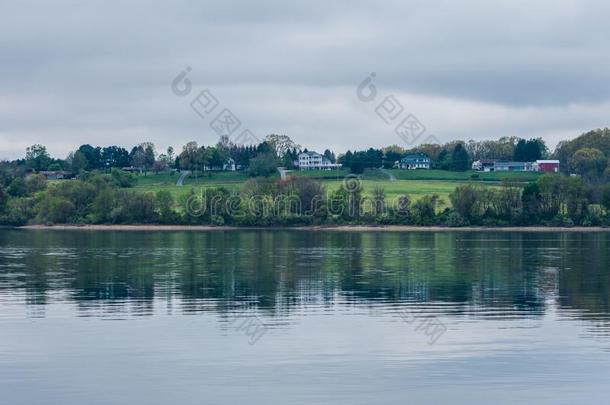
(513, 138, 545, 161)
(490, 185, 522, 222)
(77, 144, 103, 170)
(282, 149, 298, 169)
(328, 182, 363, 221)
(37, 197, 76, 224)
(26, 174, 47, 194)
(265, 134, 300, 158)
(143, 143, 156, 172)
(91, 188, 118, 223)
(450, 143, 470, 171)
(323, 149, 336, 163)
(166, 146, 175, 168)
(570, 148, 607, 180)
(278, 177, 326, 218)
(155, 190, 177, 223)
(0, 185, 7, 213)
(256, 141, 274, 155)
(131, 149, 146, 171)
(450, 185, 482, 223)
(521, 182, 542, 224)
(467, 137, 517, 161)
(339, 149, 383, 173)
(47, 162, 63, 171)
(383, 149, 402, 169)
(7, 177, 27, 197)
(601, 184, 610, 214)
(436, 149, 450, 170)
(338, 151, 353, 170)
(110, 168, 136, 187)
(412, 195, 440, 225)
(101, 146, 130, 169)
(124, 192, 157, 223)
(36, 180, 95, 220)
(513, 139, 528, 161)
(207, 147, 229, 169)
(564, 177, 590, 223)
(554, 128, 610, 173)
(248, 153, 278, 177)
(67, 150, 88, 174)
(2, 197, 36, 225)
(178, 141, 199, 171)
(25, 144, 51, 171)
(535, 174, 590, 224)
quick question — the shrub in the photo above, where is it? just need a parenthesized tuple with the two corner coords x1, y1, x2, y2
(7, 177, 27, 197)
(412, 195, 440, 225)
(156, 190, 179, 224)
(91, 188, 118, 223)
(0, 185, 6, 213)
(449, 185, 481, 223)
(0, 197, 36, 225)
(248, 153, 278, 177)
(110, 168, 136, 188)
(38, 197, 76, 224)
(602, 184, 610, 214)
(444, 211, 469, 227)
(26, 174, 47, 194)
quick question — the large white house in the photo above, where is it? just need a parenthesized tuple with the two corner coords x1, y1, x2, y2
(295, 151, 342, 170)
(397, 153, 431, 169)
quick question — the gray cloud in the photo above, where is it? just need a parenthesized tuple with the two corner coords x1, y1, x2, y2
(1, 0, 609, 159)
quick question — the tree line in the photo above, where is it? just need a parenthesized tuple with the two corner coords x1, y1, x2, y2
(1, 167, 609, 227)
(14, 130, 610, 181)
(1, 128, 610, 227)
(339, 137, 547, 173)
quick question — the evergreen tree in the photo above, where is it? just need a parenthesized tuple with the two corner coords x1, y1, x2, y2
(450, 143, 470, 171)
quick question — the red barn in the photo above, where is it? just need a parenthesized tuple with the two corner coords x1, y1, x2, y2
(535, 160, 560, 173)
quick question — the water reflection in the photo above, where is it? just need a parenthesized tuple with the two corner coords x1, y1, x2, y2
(0, 230, 608, 328)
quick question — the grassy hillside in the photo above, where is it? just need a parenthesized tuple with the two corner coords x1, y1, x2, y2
(131, 169, 514, 209)
(318, 179, 482, 208)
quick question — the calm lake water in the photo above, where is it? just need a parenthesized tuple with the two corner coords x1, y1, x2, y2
(1, 229, 610, 404)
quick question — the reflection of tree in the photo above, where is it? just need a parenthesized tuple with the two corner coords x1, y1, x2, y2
(0, 230, 608, 323)
(558, 233, 610, 320)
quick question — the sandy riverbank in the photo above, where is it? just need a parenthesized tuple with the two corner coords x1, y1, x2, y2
(17, 224, 610, 232)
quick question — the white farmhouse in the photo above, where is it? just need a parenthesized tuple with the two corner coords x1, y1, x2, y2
(295, 151, 342, 170)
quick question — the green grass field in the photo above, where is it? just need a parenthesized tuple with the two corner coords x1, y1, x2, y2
(132, 171, 249, 199)
(320, 178, 495, 208)
(385, 169, 542, 182)
(131, 168, 517, 208)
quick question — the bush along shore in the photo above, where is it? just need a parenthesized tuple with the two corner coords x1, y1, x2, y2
(1, 170, 610, 228)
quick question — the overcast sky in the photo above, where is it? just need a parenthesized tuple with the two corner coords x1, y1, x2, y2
(1, 0, 609, 159)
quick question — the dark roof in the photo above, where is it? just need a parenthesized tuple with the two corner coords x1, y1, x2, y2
(40, 170, 71, 175)
(401, 153, 430, 162)
(495, 161, 528, 166)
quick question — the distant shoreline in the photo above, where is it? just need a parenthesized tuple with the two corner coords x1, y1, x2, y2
(16, 224, 610, 232)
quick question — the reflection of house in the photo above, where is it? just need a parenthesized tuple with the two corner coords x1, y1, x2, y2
(295, 151, 342, 170)
(533, 160, 560, 173)
(398, 153, 431, 169)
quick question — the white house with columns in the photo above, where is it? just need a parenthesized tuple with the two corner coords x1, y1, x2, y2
(295, 151, 342, 170)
